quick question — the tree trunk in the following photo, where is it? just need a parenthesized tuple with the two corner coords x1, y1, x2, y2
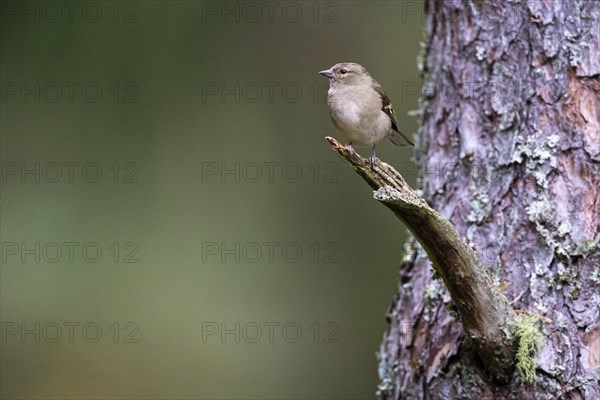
(377, 0, 600, 398)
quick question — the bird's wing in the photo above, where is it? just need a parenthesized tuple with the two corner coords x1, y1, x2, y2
(373, 82, 400, 131)
(373, 81, 415, 146)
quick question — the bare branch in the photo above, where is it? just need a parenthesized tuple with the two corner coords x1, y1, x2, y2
(326, 136, 517, 381)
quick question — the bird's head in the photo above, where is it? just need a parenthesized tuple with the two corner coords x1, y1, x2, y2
(319, 62, 371, 86)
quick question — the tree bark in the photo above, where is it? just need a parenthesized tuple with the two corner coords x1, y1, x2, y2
(377, 1, 600, 398)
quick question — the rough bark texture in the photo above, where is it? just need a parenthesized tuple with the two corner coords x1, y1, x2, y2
(378, 1, 600, 399)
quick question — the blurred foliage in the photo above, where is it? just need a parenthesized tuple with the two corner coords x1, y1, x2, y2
(1, 1, 423, 398)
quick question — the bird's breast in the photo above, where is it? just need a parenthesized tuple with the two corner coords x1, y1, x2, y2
(326, 84, 391, 146)
(329, 98, 362, 127)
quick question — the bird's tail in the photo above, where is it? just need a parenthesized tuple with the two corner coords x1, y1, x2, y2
(388, 130, 415, 146)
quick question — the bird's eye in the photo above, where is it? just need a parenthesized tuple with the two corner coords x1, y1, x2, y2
(340, 69, 347, 74)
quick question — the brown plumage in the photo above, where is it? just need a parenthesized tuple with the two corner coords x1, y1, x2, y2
(319, 62, 414, 167)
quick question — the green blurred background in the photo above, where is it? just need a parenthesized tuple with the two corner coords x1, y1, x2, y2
(0, 1, 423, 398)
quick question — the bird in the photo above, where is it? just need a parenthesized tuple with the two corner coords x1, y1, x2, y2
(319, 62, 414, 168)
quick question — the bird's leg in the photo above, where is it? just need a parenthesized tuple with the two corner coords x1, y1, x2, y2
(346, 142, 357, 155)
(370, 145, 377, 169)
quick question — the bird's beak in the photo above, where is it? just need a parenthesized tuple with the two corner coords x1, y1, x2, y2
(319, 69, 334, 79)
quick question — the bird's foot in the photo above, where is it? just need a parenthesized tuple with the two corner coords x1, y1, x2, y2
(346, 143, 357, 155)
(370, 147, 377, 169)
(370, 154, 377, 169)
